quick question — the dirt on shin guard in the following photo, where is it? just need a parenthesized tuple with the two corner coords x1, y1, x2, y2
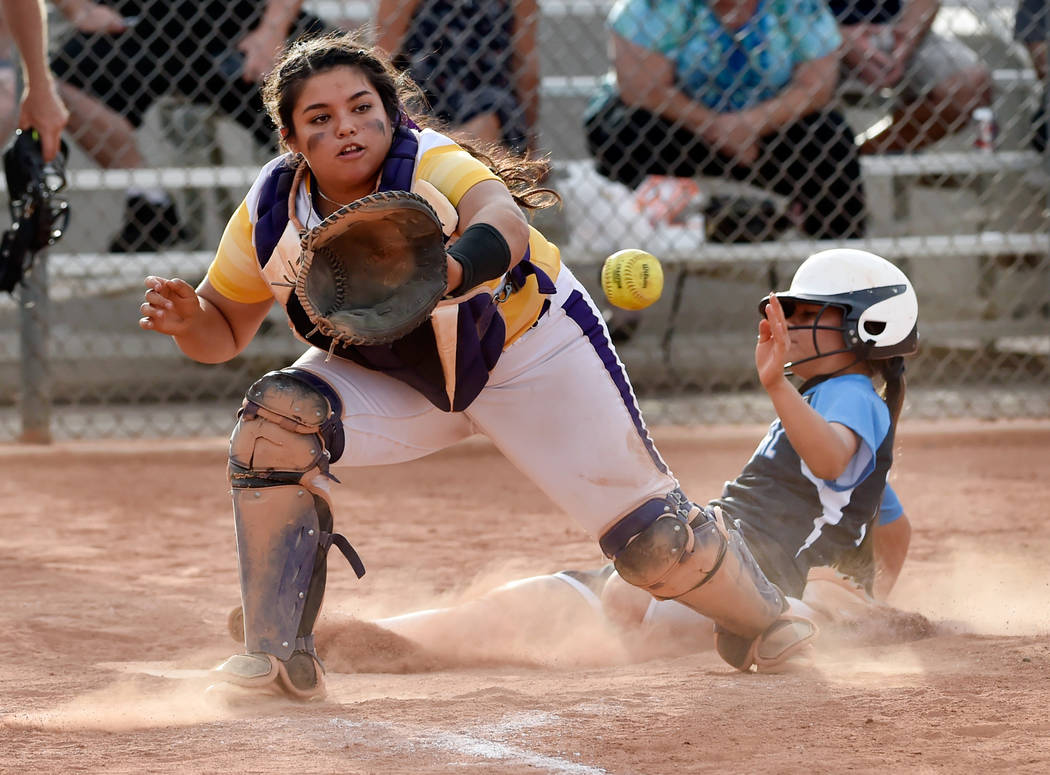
(670, 512, 786, 639)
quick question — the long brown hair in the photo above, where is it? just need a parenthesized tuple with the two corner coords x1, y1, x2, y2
(873, 356, 908, 427)
(262, 31, 559, 212)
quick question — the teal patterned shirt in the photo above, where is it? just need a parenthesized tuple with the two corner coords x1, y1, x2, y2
(610, 0, 841, 112)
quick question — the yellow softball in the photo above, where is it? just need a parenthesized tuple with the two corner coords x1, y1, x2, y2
(601, 249, 664, 310)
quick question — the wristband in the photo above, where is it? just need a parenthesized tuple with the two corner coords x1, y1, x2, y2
(447, 222, 511, 296)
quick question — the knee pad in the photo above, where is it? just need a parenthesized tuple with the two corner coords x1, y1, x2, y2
(226, 370, 362, 663)
(229, 369, 344, 491)
(607, 491, 786, 641)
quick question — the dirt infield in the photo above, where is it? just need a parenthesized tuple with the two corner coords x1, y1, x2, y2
(2, 419, 1049, 774)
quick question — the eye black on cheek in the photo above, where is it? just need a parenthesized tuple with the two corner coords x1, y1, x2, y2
(371, 119, 387, 136)
(306, 131, 326, 154)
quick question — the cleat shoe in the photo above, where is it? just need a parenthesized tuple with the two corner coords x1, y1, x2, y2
(109, 194, 185, 252)
(278, 650, 326, 700)
(210, 650, 327, 703)
(713, 627, 755, 671)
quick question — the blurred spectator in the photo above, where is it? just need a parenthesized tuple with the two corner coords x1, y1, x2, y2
(2, 0, 70, 161)
(831, 0, 992, 154)
(584, 0, 866, 240)
(49, 1, 325, 252)
(1014, 0, 1048, 152)
(0, 8, 15, 144)
(374, 0, 538, 154)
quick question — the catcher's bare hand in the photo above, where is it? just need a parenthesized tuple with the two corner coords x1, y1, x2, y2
(139, 276, 201, 335)
(756, 293, 790, 389)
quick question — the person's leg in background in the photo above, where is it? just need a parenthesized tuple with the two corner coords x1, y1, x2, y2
(50, 27, 183, 252)
(584, 88, 733, 189)
(586, 92, 864, 239)
(1023, 42, 1047, 153)
(860, 33, 992, 154)
(756, 109, 868, 239)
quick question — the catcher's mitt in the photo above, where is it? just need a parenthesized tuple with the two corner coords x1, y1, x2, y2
(294, 189, 447, 347)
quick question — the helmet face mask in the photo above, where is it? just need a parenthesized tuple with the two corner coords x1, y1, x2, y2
(759, 297, 855, 371)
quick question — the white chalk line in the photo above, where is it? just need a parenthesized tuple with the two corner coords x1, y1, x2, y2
(95, 662, 609, 772)
(329, 711, 608, 774)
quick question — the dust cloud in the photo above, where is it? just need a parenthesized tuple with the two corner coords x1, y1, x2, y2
(2, 672, 236, 731)
(899, 546, 1050, 636)
(319, 564, 631, 673)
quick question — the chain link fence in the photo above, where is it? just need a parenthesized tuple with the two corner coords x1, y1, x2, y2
(1, 0, 1047, 441)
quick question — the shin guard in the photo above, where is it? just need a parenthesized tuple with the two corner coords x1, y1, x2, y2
(232, 485, 325, 660)
(613, 501, 784, 638)
(608, 493, 815, 670)
(214, 370, 364, 700)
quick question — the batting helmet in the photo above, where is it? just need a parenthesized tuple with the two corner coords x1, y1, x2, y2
(759, 248, 919, 364)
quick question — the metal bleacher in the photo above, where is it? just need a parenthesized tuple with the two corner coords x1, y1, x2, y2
(29, 0, 1047, 274)
(24, 0, 1050, 364)
(1, 0, 1046, 426)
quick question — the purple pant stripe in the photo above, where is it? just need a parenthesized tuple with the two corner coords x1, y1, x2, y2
(561, 290, 668, 476)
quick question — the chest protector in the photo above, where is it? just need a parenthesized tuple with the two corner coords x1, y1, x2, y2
(252, 125, 553, 412)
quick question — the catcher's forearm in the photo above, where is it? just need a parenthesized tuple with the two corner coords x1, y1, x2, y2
(447, 223, 511, 295)
(454, 181, 531, 269)
(171, 300, 251, 364)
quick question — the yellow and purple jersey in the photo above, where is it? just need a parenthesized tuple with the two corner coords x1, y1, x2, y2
(205, 127, 563, 411)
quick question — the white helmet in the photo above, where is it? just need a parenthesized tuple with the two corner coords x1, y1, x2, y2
(760, 248, 919, 361)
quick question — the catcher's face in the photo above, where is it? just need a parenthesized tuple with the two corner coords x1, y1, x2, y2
(285, 66, 393, 206)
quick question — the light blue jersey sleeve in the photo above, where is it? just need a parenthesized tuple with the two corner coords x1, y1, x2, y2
(878, 483, 904, 525)
(806, 375, 891, 491)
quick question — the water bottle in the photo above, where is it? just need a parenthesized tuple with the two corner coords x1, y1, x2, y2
(973, 107, 998, 152)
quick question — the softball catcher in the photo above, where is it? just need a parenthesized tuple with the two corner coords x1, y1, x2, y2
(140, 35, 812, 701)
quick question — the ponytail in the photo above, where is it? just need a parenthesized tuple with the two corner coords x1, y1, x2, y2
(876, 356, 907, 427)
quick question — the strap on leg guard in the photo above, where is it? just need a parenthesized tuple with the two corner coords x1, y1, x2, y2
(713, 611, 818, 673)
(217, 369, 364, 699)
